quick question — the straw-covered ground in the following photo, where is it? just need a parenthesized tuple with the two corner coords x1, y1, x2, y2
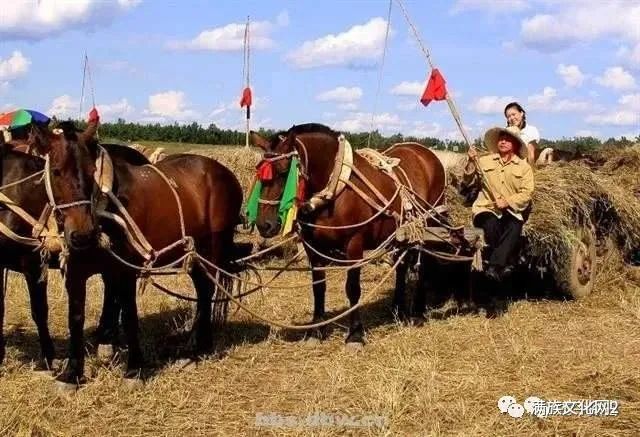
(0, 144, 639, 436)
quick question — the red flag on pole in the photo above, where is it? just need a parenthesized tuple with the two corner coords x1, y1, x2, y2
(240, 86, 252, 108)
(420, 68, 448, 106)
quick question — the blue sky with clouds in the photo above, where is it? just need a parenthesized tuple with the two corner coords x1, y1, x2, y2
(0, 0, 638, 141)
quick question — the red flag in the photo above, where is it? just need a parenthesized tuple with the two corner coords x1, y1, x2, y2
(420, 68, 448, 107)
(88, 107, 100, 123)
(240, 87, 252, 108)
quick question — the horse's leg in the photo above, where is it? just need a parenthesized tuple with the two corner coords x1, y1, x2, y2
(0, 268, 5, 365)
(94, 272, 122, 355)
(118, 271, 144, 379)
(56, 263, 89, 387)
(345, 236, 365, 347)
(306, 252, 327, 340)
(411, 255, 429, 325)
(23, 259, 55, 370)
(190, 263, 213, 354)
(392, 256, 409, 321)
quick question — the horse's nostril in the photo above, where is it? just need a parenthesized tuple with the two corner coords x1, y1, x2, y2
(69, 230, 96, 249)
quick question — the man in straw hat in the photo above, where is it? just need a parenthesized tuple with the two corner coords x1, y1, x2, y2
(462, 125, 535, 282)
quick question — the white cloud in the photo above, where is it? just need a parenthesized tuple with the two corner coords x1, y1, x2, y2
(520, 1, 640, 52)
(97, 98, 134, 121)
(316, 86, 363, 102)
(47, 95, 134, 121)
(145, 91, 199, 121)
(48, 95, 79, 120)
(527, 86, 591, 112)
(333, 112, 404, 133)
(586, 110, 638, 126)
(390, 81, 424, 96)
(0, 82, 10, 94)
(167, 20, 276, 51)
(556, 64, 585, 87)
(0, 51, 30, 81)
(0, 0, 140, 40)
(451, 0, 530, 14)
(595, 67, 637, 91)
(469, 95, 515, 114)
(338, 103, 358, 111)
(619, 93, 640, 111)
(286, 17, 390, 69)
(618, 43, 640, 69)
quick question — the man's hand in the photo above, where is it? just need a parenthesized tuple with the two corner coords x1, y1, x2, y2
(495, 198, 509, 209)
(467, 146, 478, 160)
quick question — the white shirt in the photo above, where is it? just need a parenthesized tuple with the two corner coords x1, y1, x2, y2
(520, 124, 540, 146)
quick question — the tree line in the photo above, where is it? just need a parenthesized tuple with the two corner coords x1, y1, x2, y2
(74, 118, 638, 152)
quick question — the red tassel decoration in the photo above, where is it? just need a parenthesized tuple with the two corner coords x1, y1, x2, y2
(256, 160, 273, 181)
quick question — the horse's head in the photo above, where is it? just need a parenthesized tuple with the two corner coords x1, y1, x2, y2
(30, 120, 99, 251)
(249, 124, 340, 238)
(249, 130, 299, 238)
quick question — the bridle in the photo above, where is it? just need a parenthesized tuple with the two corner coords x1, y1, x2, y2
(256, 136, 309, 207)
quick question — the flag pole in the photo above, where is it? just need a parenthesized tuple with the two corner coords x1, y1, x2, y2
(244, 16, 250, 149)
(395, 0, 473, 147)
(395, 0, 498, 203)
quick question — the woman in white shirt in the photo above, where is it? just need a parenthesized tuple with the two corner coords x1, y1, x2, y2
(504, 102, 540, 166)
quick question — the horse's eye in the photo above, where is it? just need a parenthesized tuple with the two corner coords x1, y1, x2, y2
(52, 169, 61, 177)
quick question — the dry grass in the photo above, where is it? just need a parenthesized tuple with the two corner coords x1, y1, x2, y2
(0, 144, 639, 436)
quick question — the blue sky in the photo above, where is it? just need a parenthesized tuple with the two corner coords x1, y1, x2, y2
(0, 0, 638, 141)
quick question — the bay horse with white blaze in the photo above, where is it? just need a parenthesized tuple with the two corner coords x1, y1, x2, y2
(30, 119, 243, 388)
(250, 124, 447, 346)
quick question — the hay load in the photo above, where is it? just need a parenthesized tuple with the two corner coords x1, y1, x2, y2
(445, 148, 640, 296)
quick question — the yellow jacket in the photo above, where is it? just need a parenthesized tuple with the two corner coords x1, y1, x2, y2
(462, 153, 534, 221)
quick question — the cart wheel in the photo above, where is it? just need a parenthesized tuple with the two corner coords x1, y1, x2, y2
(557, 226, 597, 299)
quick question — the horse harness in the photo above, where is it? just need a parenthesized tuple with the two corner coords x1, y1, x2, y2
(259, 134, 449, 237)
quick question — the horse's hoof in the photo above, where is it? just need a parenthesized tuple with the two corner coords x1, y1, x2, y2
(304, 337, 321, 347)
(174, 358, 198, 371)
(96, 344, 115, 361)
(345, 342, 364, 353)
(122, 377, 144, 391)
(410, 316, 427, 327)
(54, 380, 78, 395)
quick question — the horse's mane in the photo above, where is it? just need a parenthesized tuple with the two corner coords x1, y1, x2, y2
(269, 123, 338, 149)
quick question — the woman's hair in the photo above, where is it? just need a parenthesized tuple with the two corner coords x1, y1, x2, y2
(504, 101, 527, 128)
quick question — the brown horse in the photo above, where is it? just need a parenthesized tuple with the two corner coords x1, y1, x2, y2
(250, 123, 447, 346)
(29, 120, 243, 387)
(0, 134, 155, 371)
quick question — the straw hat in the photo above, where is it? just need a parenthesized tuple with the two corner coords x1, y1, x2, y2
(483, 125, 527, 159)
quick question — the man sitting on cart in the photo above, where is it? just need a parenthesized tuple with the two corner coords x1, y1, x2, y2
(462, 126, 535, 282)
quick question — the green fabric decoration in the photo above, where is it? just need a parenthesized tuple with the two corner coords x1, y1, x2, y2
(278, 157, 299, 223)
(245, 157, 299, 225)
(246, 180, 262, 224)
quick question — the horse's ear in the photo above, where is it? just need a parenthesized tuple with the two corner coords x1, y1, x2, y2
(28, 125, 52, 155)
(81, 119, 99, 143)
(250, 131, 270, 151)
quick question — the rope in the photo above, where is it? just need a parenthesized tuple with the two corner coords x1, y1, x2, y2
(195, 250, 407, 331)
(0, 170, 44, 192)
(367, 0, 393, 149)
(79, 53, 88, 120)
